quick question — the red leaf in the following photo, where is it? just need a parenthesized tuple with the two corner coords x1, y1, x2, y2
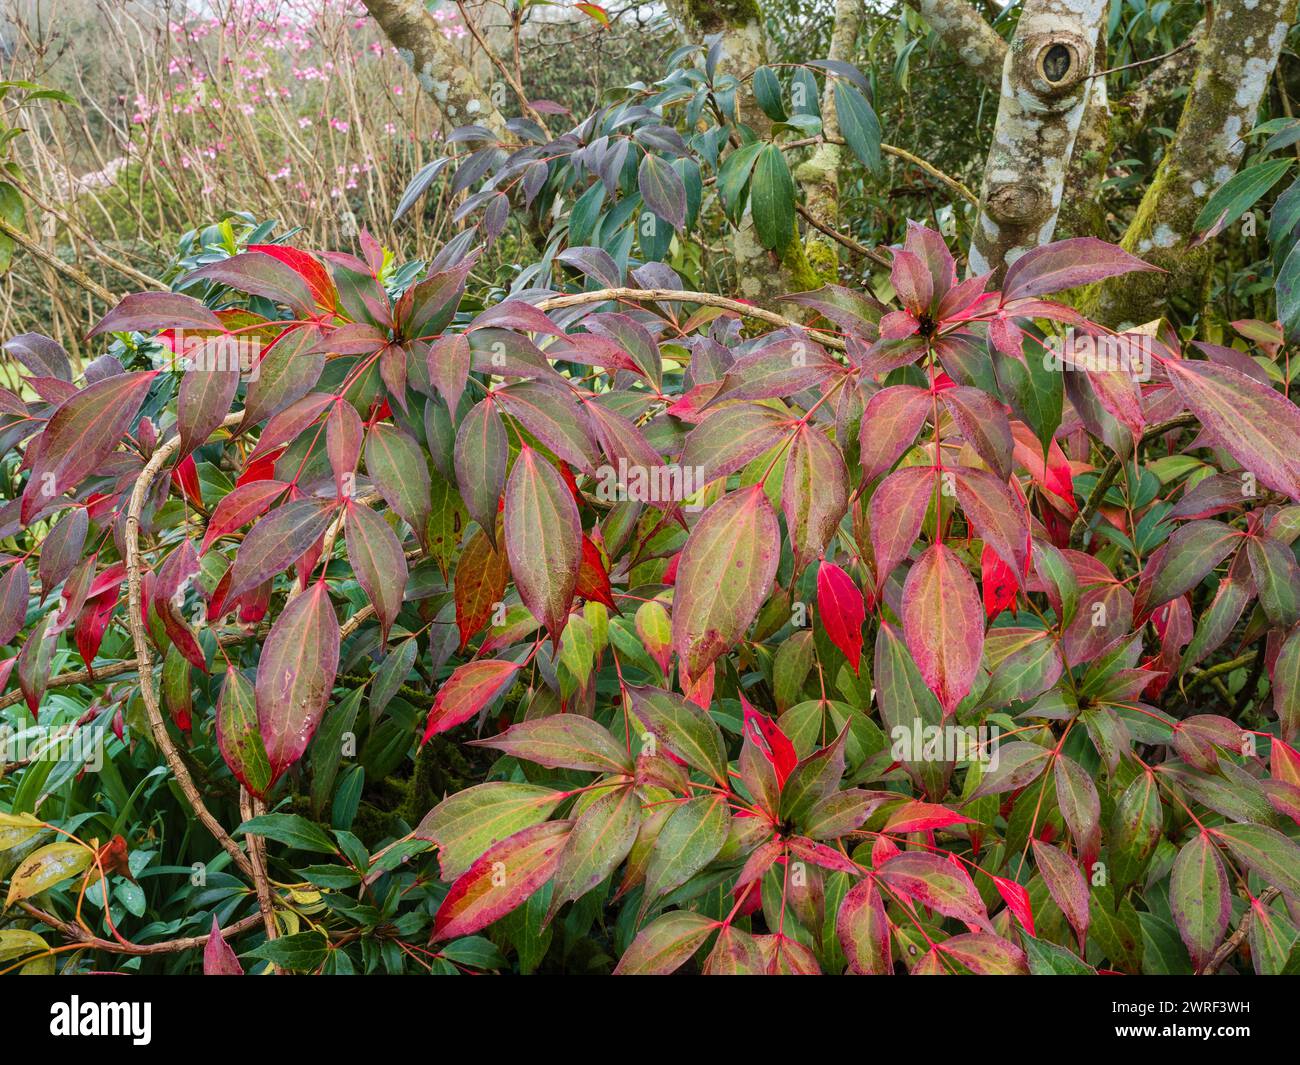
(203, 914, 245, 975)
(741, 696, 797, 787)
(247, 244, 336, 311)
(1001, 237, 1160, 302)
(431, 821, 571, 941)
(171, 454, 203, 508)
(816, 561, 865, 673)
(991, 874, 1036, 936)
(422, 659, 522, 741)
(981, 543, 1018, 620)
(575, 535, 617, 610)
(202, 481, 287, 553)
(21, 371, 158, 525)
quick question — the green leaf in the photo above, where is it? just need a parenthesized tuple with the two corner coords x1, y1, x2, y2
(717, 142, 764, 224)
(545, 785, 641, 921)
(613, 909, 717, 974)
(750, 144, 795, 252)
(643, 794, 728, 904)
(241, 931, 329, 972)
(416, 782, 564, 881)
(1024, 935, 1096, 974)
(626, 684, 728, 786)
(240, 813, 338, 854)
(1194, 157, 1292, 233)
(833, 81, 881, 174)
(366, 422, 433, 548)
(752, 67, 787, 122)
(1212, 822, 1300, 901)
(216, 667, 272, 798)
(344, 501, 408, 642)
(1170, 832, 1230, 972)
(637, 151, 686, 232)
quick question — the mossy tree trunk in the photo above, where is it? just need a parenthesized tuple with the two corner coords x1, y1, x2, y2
(1080, 0, 1300, 325)
(673, 0, 829, 304)
(793, 0, 864, 282)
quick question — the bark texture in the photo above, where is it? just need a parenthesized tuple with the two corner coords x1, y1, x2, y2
(361, 0, 510, 136)
(677, 0, 823, 304)
(794, 0, 864, 280)
(903, 0, 1008, 90)
(969, 0, 1110, 279)
(1082, 0, 1299, 324)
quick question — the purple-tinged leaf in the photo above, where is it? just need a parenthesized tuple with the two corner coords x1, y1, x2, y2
(877, 851, 992, 932)
(1031, 839, 1090, 944)
(495, 379, 599, 473)
(203, 914, 245, 975)
(256, 581, 339, 783)
(366, 422, 432, 548)
(426, 333, 471, 413)
(504, 446, 581, 646)
(1164, 357, 1300, 500)
(1001, 238, 1160, 302)
(177, 346, 241, 459)
(680, 402, 789, 486)
(782, 422, 849, 572)
(182, 252, 316, 317)
(868, 464, 934, 591)
(21, 371, 157, 524)
(344, 500, 408, 643)
(226, 498, 335, 602)
(201, 481, 287, 553)
(902, 543, 983, 716)
(858, 384, 930, 482)
(954, 466, 1029, 585)
(1170, 832, 1231, 972)
(88, 292, 223, 337)
(4, 333, 71, 381)
(454, 397, 508, 545)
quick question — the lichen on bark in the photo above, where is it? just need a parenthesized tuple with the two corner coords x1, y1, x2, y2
(1080, 0, 1299, 325)
(361, 0, 510, 136)
(970, 0, 1110, 280)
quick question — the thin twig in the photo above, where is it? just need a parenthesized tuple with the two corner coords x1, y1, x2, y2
(125, 411, 254, 878)
(1204, 888, 1278, 973)
(0, 215, 119, 305)
(17, 901, 263, 957)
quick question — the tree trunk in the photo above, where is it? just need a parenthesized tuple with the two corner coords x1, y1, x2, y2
(968, 0, 1109, 280)
(1081, 0, 1299, 325)
(674, 0, 826, 304)
(794, 0, 863, 282)
(903, 0, 1007, 90)
(361, 0, 511, 137)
